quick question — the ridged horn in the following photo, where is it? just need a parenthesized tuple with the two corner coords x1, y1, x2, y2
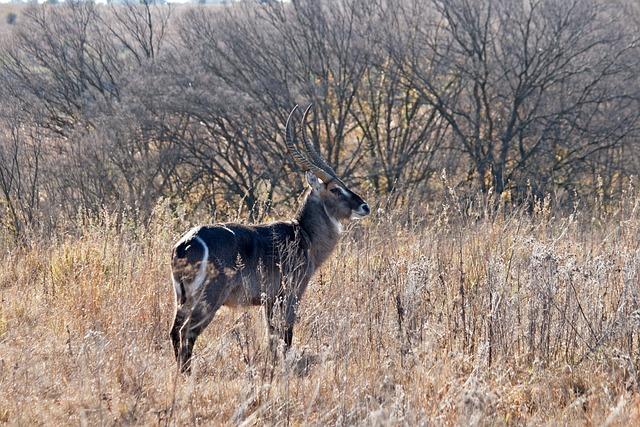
(285, 105, 334, 183)
(300, 104, 345, 186)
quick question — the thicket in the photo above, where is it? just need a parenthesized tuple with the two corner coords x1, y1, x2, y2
(0, 0, 639, 239)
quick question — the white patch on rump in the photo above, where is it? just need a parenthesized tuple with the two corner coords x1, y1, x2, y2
(191, 236, 210, 292)
(172, 230, 210, 302)
(172, 276, 182, 304)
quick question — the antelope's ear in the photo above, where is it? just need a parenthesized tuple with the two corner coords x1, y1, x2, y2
(305, 171, 323, 192)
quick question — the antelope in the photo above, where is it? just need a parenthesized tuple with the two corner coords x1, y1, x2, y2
(170, 105, 370, 373)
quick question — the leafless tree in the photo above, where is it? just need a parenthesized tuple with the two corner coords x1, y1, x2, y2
(169, 0, 381, 216)
(350, 55, 448, 201)
(0, 114, 44, 239)
(1, 0, 640, 237)
(0, 1, 181, 225)
(385, 0, 640, 199)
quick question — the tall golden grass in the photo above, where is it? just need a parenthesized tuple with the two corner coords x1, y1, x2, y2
(1, 191, 640, 425)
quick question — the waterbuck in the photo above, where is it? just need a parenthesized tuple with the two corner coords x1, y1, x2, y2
(170, 105, 370, 372)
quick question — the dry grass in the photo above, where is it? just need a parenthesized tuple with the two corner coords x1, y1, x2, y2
(2, 194, 640, 425)
(0, 4, 23, 36)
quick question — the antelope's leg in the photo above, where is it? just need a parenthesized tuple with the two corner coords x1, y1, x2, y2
(170, 304, 201, 374)
(263, 300, 283, 355)
(175, 276, 236, 373)
(263, 297, 298, 352)
(283, 297, 298, 350)
(170, 306, 189, 364)
(262, 301, 275, 352)
(179, 304, 218, 374)
(283, 325, 294, 350)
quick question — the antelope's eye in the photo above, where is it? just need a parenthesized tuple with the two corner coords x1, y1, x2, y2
(330, 188, 342, 196)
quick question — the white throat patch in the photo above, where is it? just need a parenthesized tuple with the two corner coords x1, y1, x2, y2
(324, 206, 343, 234)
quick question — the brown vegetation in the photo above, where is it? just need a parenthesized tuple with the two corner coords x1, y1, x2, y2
(2, 193, 640, 424)
(2, 0, 640, 424)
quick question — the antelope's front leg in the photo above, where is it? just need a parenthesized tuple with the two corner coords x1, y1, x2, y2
(263, 297, 298, 355)
(170, 280, 230, 374)
(283, 299, 297, 350)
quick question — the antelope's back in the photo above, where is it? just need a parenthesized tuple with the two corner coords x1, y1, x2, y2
(171, 222, 306, 299)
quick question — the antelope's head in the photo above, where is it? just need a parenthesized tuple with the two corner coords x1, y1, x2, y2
(285, 105, 370, 223)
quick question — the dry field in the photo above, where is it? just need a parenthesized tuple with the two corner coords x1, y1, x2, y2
(1, 193, 640, 425)
(0, 4, 22, 35)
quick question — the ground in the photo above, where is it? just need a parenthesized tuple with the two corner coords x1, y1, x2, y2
(1, 199, 640, 425)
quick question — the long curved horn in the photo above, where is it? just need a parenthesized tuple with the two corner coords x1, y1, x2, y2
(285, 105, 333, 183)
(285, 105, 312, 169)
(300, 104, 345, 185)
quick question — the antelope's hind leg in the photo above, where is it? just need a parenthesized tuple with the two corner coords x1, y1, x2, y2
(170, 302, 221, 374)
(170, 277, 235, 374)
(170, 306, 197, 373)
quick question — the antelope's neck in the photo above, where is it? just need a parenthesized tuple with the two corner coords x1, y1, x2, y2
(295, 194, 342, 268)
